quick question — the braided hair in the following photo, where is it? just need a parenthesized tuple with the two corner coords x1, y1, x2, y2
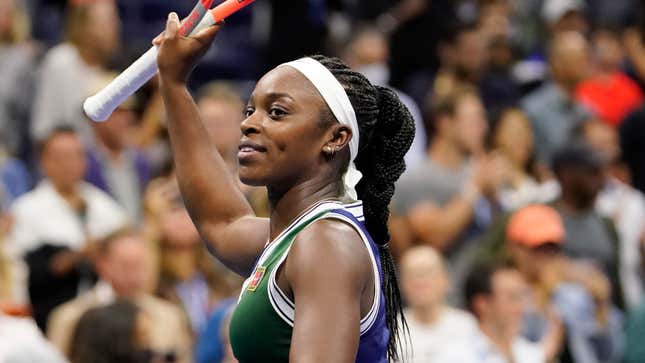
(311, 55, 415, 361)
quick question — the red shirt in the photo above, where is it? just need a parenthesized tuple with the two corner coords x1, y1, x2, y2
(576, 72, 644, 126)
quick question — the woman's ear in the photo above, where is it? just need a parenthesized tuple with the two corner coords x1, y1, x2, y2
(322, 124, 352, 158)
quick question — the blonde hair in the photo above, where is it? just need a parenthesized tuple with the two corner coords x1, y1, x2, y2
(0, 0, 30, 44)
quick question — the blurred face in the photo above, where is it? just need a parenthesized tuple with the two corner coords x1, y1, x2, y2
(551, 33, 591, 88)
(560, 166, 604, 209)
(348, 31, 389, 66)
(494, 110, 533, 168)
(85, 1, 121, 61)
(509, 243, 561, 282)
(199, 98, 243, 166)
(481, 269, 527, 337)
(450, 95, 488, 155)
(93, 108, 136, 151)
(455, 30, 489, 81)
(0, 0, 15, 39)
(239, 67, 344, 187)
(41, 133, 87, 191)
(593, 30, 624, 70)
(583, 121, 620, 164)
(98, 237, 150, 298)
(400, 248, 449, 309)
(159, 208, 200, 248)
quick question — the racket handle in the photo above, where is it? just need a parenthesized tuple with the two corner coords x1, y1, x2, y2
(84, 46, 158, 122)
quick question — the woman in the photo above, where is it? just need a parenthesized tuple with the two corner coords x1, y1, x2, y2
(489, 108, 559, 211)
(153, 12, 414, 363)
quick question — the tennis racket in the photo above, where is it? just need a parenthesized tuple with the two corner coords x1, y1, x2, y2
(84, 0, 256, 122)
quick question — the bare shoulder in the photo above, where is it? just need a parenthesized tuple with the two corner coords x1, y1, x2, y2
(285, 218, 371, 286)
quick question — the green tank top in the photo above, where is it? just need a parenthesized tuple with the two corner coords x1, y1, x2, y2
(228, 201, 381, 362)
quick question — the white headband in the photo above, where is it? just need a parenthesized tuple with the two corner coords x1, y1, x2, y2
(279, 57, 362, 200)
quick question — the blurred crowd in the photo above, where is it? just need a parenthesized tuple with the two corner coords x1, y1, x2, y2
(1, 0, 645, 363)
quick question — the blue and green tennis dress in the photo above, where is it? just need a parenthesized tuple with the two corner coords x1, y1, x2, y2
(229, 200, 389, 363)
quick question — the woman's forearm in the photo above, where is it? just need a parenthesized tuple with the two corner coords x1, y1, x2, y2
(160, 80, 253, 226)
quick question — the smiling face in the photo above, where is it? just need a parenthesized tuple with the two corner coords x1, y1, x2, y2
(239, 66, 350, 189)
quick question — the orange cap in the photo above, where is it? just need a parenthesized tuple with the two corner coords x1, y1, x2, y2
(506, 205, 564, 247)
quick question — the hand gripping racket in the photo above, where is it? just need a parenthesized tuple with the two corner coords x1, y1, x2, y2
(84, 0, 256, 122)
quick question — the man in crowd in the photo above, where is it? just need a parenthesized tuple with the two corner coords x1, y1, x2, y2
(398, 245, 477, 363)
(6, 127, 128, 330)
(582, 119, 645, 309)
(506, 204, 623, 363)
(47, 231, 192, 363)
(439, 262, 545, 363)
(391, 86, 503, 301)
(551, 143, 623, 307)
(521, 31, 591, 164)
(31, 0, 121, 144)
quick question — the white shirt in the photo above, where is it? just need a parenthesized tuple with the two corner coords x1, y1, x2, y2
(31, 43, 101, 144)
(6, 181, 128, 303)
(436, 329, 545, 363)
(596, 177, 645, 308)
(0, 315, 69, 363)
(402, 307, 478, 363)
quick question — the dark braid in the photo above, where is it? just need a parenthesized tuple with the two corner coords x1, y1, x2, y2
(311, 55, 415, 362)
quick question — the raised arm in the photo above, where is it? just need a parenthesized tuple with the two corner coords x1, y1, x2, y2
(155, 13, 267, 275)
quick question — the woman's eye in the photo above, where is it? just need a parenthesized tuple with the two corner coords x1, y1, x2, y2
(244, 107, 254, 117)
(269, 107, 286, 118)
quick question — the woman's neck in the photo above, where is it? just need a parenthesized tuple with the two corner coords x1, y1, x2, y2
(267, 176, 345, 241)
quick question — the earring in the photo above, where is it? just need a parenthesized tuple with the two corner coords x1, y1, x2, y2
(323, 146, 336, 158)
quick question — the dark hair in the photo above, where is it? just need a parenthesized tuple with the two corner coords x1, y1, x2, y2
(70, 300, 145, 363)
(551, 142, 603, 179)
(424, 85, 479, 142)
(464, 261, 514, 318)
(311, 55, 415, 361)
(37, 125, 78, 157)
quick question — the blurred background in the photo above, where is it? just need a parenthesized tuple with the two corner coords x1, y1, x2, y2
(1, 0, 645, 362)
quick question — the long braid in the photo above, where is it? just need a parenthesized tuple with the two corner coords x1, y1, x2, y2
(311, 55, 415, 361)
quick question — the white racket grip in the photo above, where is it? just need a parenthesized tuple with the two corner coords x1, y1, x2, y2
(84, 46, 159, 122)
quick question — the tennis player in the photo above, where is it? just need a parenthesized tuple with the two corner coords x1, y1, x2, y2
(154, 12, 415, 363)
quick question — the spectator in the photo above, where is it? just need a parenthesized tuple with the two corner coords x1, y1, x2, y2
(31, 0, 120, 145)
(582, 119, 645, 308)
(575, 28, 643, 126)
(489, 108, 560, 211)
(85, 73, 151, 223)
(398, 246, 477, 363)
(0, 0, 38, 158)
(521, 31, 591, 164)
(6, 127, 128, 330)
(506, 205, 624, 363)
(0, 313, 68, 363)
(69, 300, 162, 363)
(439, 262, 545, 363)
(47, 231, 192, 363)
(391, 87, 503, 300)
(341, 27, 426, 170)
(551, 144, 623, 307)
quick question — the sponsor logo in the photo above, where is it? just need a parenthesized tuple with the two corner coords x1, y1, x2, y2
(247, 266, 266, 292)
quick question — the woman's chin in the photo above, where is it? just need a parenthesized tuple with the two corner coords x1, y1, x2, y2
(238, 170, 266, 187)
